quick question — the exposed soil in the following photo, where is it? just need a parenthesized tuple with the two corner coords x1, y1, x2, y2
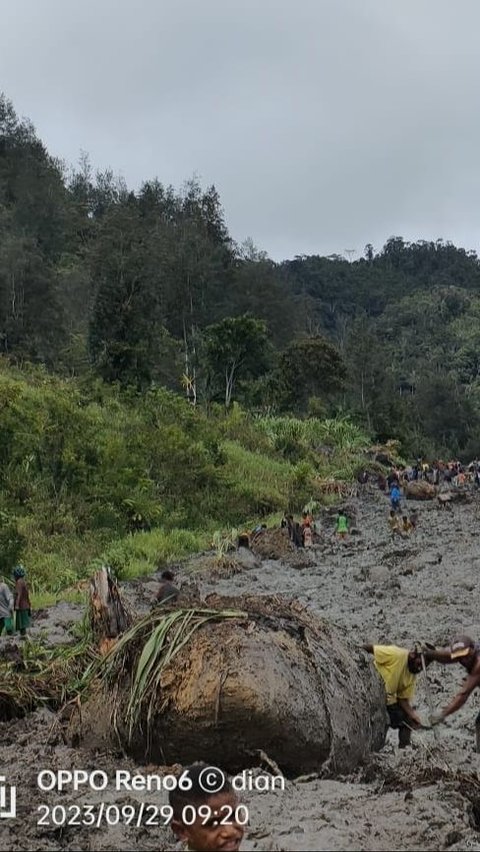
(2, 484, 480, 851)
(73, 596, 386, 774)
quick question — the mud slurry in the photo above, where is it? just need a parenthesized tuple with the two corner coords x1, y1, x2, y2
(2, 487, 480, 851)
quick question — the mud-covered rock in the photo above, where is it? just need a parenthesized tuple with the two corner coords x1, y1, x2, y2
(73, 596, 387, 776)
(405, 481, 437, 500)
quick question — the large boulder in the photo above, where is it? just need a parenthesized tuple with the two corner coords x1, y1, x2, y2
(405, 481, 437, 500)
(72, 596, 387, 776)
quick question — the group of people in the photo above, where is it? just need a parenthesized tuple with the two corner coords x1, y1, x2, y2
(0, 565, 31, 638)
(281, 509, 350, 546)
(158, 452, 480, 852)
(364, 637, 480, 750)
(281, 511, 315, 547)
(388, 509, 418, 538)
(381, 458, 480, 490)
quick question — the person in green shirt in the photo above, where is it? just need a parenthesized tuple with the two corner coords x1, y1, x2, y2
(335, 512, 349, 539)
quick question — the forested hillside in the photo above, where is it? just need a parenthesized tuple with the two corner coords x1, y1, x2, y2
(2, 91, 480, 463)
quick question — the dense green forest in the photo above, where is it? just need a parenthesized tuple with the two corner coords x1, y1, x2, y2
(2, 94, 480, 458)
(1, 92, 479, 594)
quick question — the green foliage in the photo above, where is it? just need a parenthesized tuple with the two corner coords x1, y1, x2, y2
(287, 461, 318, 510)
(4, 92, 480, 601)
(30, 587, 86, 610)
(276, 336, 346, 413)
(212, 528, 239, 560)
(101, 528, 208, 581)
(202, 314, 272, 408)
(0, 361, 376, 593)
(220, 440, 294, 517)
(0, 508, 24, 577)
(257, 414, 369, 459)
(3, 91, 480, 461)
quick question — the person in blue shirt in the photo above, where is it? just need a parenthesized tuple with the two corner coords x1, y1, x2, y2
(390, 483, 401, 513)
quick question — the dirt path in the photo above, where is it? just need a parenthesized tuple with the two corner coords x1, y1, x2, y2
(2, 487, 480, 851)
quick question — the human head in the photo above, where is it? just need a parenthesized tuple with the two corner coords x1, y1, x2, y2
(407, 649, 426, 674)
(389, 510, 395, 517)
(161, 570, 174, 582)
(450, 635, 476, 668)
(12, 565, 26, 580)
(169, 763, 244, 852)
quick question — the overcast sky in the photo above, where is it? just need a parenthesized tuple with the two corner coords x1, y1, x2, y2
(2, 0, 480, 260)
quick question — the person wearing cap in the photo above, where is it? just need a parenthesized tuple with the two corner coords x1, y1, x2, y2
(362, 643, 427, 747)
(428, 635, 480, 730)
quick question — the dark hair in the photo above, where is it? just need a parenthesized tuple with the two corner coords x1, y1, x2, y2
(161, 570, 175, 581)
(169, 764, 232, 818)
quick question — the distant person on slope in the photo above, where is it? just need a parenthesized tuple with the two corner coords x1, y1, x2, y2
(284, 513, 295, 542)
(363, 643, 428, 748)
(302, 511, 313, 547)
(303, 523, 313, 547)
(335, 512, 349, 540)
(387, 468, 399, 489)
(388, 510, 402, 538)
(0, 579, 14, 635)
(155, 570, 180, 605)
(13, 565, 31, 638)
(390, 483, 402, 513)
(409, 509, 419, 530)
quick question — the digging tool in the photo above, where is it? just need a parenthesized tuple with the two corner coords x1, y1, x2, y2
(421, 651, 439, 742)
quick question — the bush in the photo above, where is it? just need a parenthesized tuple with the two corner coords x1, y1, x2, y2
(0, 361, 374, 592)
(101, 528, 208, 581)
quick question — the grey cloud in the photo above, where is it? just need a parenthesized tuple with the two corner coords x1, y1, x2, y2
(2, 0, 480, 260)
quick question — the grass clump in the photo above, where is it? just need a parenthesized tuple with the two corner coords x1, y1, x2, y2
(100, 528, 209, 582)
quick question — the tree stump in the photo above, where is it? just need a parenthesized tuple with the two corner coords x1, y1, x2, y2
(89, 567, 131, 650)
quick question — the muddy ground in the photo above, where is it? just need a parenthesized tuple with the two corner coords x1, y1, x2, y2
(2, 485, 480, 851)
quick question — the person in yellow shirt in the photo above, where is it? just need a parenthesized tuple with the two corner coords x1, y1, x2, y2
(388, 510, 402, 538)
(362, 643, 426, 747)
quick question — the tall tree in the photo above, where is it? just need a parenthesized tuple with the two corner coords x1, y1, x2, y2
(276, 335, 346, 413)
(88, 201, 167, 387)
(202, 315, 271, 408)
